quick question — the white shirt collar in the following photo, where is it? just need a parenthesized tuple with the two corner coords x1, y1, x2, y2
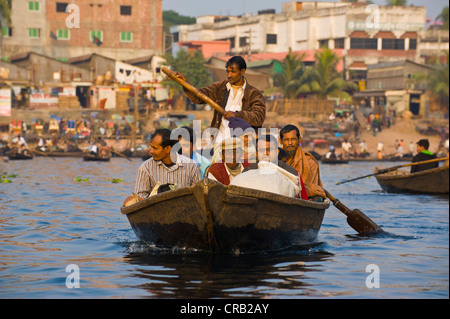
(226, 78, 247, 92)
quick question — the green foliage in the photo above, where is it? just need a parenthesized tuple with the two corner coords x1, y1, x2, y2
(385, 0, 408, 6)
(107, 178, 123, 183)
(436, 6, 449, 30)
(163, 48, 212, 94)
(1, 172, 18, 183)
(271, 48, 316, 99)
(414, 51, 449, 108)
(74, 176, 89, 182)
(311, 49, 358, 102)
(163, 10, 196, 34)
(0, 0, 11, 26)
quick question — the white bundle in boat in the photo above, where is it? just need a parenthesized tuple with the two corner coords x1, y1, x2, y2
(230, 161, 300, 197)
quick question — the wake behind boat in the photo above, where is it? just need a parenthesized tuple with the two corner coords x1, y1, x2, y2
(121, 179, 330, 253)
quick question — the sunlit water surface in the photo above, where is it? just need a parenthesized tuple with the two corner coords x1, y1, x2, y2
(0, 157, 448, 299)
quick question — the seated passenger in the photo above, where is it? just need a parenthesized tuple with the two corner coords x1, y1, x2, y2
(174, 126, 211, 178)
(411, 139, 439, 173)
(207, 137, 250, 185)
(243, 134, 308, 200)
(280, 124, 326, 201)
(134, 129, 201, 199)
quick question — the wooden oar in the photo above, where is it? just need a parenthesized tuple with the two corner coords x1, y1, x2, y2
(162, 66, 225, 116)
(32, 149, 56, 161)
(324, 189, 384, 235)
(336, 156, 449, 185)
(111, 149, 132, 161)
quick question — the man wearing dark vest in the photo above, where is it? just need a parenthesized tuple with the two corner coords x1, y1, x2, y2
(411, 139, 439, 173)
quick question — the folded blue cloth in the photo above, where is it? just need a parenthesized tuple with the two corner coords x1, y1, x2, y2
(228, 116, 252, 132)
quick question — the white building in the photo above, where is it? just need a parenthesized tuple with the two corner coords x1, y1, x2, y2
(170, 1, 446, 82)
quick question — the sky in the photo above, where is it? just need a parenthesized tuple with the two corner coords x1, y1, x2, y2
(163, 0, 448, 20)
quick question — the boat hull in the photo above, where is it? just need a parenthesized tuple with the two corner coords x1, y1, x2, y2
(375, 165, 449, 194)
(35, 151, 84, 157)
(121, 179, 330, 253)
(6, 150, 33, 160)
(321, 158, 349, 164)
(82, 154, 111, 161)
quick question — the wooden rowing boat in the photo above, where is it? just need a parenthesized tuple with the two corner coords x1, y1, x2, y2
(121, 179, 330, 253)
(374, 164, 449, 194)
(6, 149, 34, 160)
(82, 153, 111, 162)
(34, 151, 84, 157)
(321, 157, 349, 164)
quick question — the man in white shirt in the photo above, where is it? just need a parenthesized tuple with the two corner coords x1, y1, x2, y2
(175, 56, 266, 145)
(341, 139, 352, 159)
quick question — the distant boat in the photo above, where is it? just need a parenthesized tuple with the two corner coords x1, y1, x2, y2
(121, 179, 330, 253)
(374, 164, 449, 194)
(82, 152, 111, 162)
(34, 150, 84, 157)
(6, 149, 33, 160)
(321, 157, 349, 164)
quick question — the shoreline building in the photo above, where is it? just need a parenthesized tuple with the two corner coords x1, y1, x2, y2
(170, 1, 447, 83)
(1, 0, 163, 62)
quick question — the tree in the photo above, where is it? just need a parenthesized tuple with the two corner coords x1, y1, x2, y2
(163, 48, 212, 95)
(0, 0, 11, 61)
(0, 0, 11, 27)
(163, 10, 196, 34)
(271, 48, 316, 99)
(385, 0, 407, 6)
(415, 51, 449, 110)
(436, 6, 449, 30)
(311, 49, 358, 102)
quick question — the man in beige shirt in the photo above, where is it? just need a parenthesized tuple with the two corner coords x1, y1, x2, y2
(134, 129, 201, 198)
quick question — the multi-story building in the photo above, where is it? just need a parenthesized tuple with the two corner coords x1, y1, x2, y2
(171, 1, 446, 82)
(1, 0, 163, 61)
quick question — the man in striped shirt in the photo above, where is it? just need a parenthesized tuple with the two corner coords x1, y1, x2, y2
(134, 129, 201, 198)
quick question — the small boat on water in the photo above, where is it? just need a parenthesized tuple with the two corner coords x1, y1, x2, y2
(121, 179, 330, 253)
(6, 149, 34, 160)
(34, 150, 84, 158)
(321, 157, 349, 164)
(374, 164, 449, 194)
(82, 152, 111, 162)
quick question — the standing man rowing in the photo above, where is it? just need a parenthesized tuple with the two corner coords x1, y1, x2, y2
(174, 56, 266, 143)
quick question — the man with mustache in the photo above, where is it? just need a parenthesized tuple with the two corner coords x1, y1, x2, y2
(280, 124, 326, 201)
(175, 56, 266, 144)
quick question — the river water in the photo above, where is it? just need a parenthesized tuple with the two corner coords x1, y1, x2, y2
(0, 157, 448, 300)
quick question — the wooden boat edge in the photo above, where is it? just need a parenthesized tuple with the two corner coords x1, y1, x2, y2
(375, 164, 449, 181)
(121, 178, 331, 215)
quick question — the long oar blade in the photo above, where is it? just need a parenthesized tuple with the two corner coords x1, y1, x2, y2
(325, 189, 384, 235)
(345, 209, 384, 235)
